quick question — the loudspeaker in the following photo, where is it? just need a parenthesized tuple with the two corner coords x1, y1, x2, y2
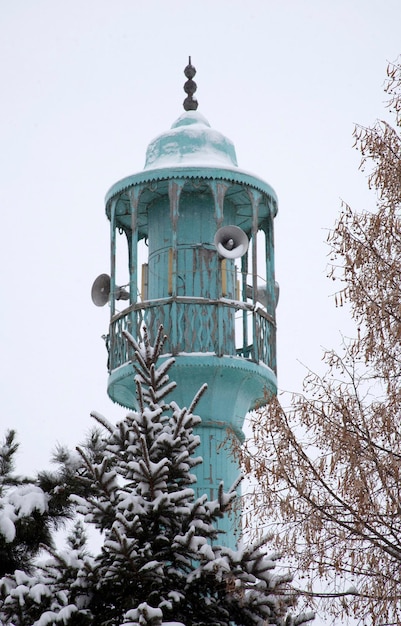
(91, 274, 130, 307)
(214, 225, 249, 259)
(246, 281, 280, 308)
(274, 281, 280, 306)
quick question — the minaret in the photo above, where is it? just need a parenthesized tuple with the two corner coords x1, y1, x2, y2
(93, 59, 278, 547)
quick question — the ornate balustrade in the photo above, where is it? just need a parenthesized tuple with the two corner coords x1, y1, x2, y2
(107, 297, 276, 374)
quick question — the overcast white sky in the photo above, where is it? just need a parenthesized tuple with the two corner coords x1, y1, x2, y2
(1, 0, 399, 485)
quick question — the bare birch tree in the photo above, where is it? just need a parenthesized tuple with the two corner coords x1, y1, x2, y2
(239, 58, 401, 625)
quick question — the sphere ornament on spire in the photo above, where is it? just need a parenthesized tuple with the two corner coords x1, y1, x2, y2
(183, 56, 198, 111)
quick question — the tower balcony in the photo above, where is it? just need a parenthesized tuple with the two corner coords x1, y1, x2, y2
(108, 296, 275, 370)
(106, 296, 277, 417)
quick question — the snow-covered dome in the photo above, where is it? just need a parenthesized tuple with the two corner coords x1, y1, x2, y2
(144, 111, 238, 170)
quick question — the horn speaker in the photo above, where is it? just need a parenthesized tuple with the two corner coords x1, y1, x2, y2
(246, 281, 280, 308)
(214, 225, 249, 259)
(91, 274, 130, 307)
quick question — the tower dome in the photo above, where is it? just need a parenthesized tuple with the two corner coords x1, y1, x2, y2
(144, 111, 238, 170)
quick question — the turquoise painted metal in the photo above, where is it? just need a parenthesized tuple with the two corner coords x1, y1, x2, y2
(102, 86, 278, 548)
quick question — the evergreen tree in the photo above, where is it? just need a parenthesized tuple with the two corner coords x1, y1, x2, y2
(0, 327, 314, 626)
(0, 518, 93, 625)
(0, 425, 100, 581)
(0, 429, 60, 577)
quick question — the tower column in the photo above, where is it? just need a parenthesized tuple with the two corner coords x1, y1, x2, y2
(128, 187, 141, 306)
(168, 180, 183, 298)
(109, 198, 117, 318)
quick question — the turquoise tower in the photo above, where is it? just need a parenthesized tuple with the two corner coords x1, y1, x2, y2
(95, 60, 278, 547)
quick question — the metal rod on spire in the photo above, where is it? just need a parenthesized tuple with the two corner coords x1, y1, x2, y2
(183, 56, 198, 111)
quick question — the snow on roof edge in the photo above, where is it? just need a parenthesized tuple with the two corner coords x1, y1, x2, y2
(105, 165, 278, 209)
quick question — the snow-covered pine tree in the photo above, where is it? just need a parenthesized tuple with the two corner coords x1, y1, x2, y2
(0, 425, 102, 581)
(0, 429, 61, 578)
(0, 327, 314, 626)
(0, 517, 94, 626)
(0, 431, 103, 623)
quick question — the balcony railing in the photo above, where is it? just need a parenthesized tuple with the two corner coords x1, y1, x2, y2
(107, 297, 276, 374)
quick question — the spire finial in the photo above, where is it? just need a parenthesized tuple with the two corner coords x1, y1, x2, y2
(183, 56, 198, 111)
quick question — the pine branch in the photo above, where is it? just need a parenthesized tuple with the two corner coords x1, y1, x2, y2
(0, 430, 20, 487)
(187, 383, 208, 415)
(90, 411, 115, 434)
